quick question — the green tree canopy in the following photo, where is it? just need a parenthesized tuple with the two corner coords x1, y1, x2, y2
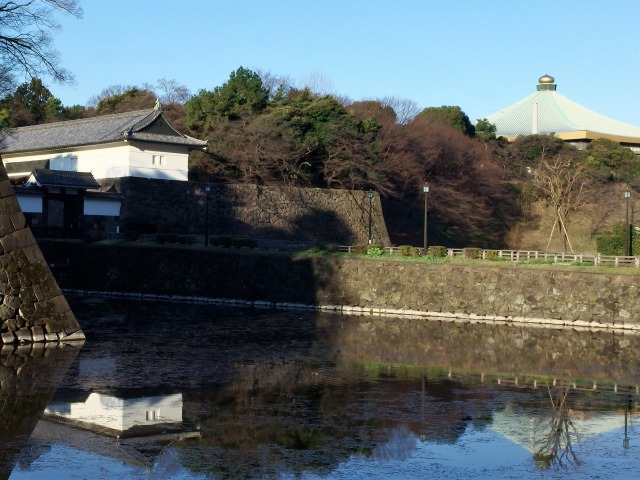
(419, 105, 475, 137)
(95, 87, 156, 115)
(185, 67, 268, 134)
(194, 88, 392, 193)
(582, 138, 640, 185)
(347, 100, 396, 125)
(475, 118, 496, 141)
(0, 78, 71, 127)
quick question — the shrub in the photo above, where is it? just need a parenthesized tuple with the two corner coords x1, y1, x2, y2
(596, 224, 626, 255)
(524, 258, 555, 265)
(398, 245, 418, 257)
(308, 244, 339, 254)
(231, 237, 257, 248)
(124, 230, 140, 242)
(427, 246, 447, 257)
(484, 250, 498, 260)
(353, 244, 369, 254)
(366, 246, 385, 257)
(594, 223, 640, 255)
(211, 235, 232, 247)
(463, 247, 481, 259)
(156, 233, 179, 244)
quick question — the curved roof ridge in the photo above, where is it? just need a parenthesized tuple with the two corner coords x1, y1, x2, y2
(4, 108, 156, 134)
(129, 109, 162, 133)
(0, 108, 206, 154)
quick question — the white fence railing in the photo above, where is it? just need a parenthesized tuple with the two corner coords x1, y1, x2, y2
(336, 246, 640, 268)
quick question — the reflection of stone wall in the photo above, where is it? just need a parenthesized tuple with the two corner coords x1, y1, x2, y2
(0, 344, 82, 477)
(326, 314, 640, 383)
(116, 178, 390, 245)
(0, 161, 83, 344)
(39, 244, 640, 329)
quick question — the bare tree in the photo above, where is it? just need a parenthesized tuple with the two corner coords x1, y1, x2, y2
(380, 96, 419, 124)
(0, 0, 82, 87)
(146, 77, 191, 105)
(0, 64, 14, 97)
(531, 153, 586, 252)
(533, 383, 580, 468)
(255, 69, 293, 99)
(87, 84, 135, 109)
(298, 70, 334, 96)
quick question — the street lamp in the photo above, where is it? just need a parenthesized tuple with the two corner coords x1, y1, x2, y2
(423, 183, 429, 253)
(204, 184, 211, 246)
(625, 191, 631, 256)
(185, 188, 191, 234)
(367, 190, 374, 244)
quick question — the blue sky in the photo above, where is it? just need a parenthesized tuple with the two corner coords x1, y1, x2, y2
(49, 0, 640, 125)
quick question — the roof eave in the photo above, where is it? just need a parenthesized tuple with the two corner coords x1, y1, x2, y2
(1, 139, 127, 157)
(555, 131, 640, 144)
(128, 137, 207, 149)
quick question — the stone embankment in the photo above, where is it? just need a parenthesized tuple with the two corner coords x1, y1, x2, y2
(117, 178, 391, 246)
(39, 241, 640, 332)
(0, 164, 83, 345)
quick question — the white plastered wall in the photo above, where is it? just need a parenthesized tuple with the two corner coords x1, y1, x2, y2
(4, 140, 190, 181)
(128, 142, 189, 181)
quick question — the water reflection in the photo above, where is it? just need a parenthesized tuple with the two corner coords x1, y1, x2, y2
(4, 297, 640, 479)
(0, 343, 82, 479)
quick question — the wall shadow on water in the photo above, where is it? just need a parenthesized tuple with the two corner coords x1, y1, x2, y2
(39, 240, 322, 305)
(8, 295, 640, 478)
(0, 344, 82, 479)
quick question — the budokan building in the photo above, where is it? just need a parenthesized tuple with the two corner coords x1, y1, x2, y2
(486, 75, 640, 153)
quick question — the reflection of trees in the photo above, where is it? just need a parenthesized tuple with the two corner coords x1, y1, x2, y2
(178, 363, 483, 479)
(533, 383, 580, 469)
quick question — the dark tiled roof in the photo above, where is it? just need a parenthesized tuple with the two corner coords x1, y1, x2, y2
(27, 169, 101, 189)
(0, 109, 207, 154)
(85, 190, 123, 200)
(129, 131, 208, 146)
(13, 185, 44, 196)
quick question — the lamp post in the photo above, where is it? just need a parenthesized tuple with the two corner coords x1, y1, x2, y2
(185, 188, 191, 234)
(423, 183, 429, 253)
(625, 191, 631, 256)
(367, 190, 374, 244)
(204, 184, 211, 246)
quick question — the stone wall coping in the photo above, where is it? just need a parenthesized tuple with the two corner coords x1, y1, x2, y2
(62, 289, 640, 335)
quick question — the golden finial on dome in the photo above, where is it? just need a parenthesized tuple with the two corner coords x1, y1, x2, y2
(538, 74, 555, 84)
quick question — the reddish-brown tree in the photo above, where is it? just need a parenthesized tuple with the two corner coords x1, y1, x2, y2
(378, 116, 514, 245)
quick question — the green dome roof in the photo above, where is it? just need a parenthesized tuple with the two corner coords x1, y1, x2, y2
(486, 76, 640, 140)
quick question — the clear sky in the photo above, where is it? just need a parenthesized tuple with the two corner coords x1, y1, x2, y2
(49, 0, 640, 126)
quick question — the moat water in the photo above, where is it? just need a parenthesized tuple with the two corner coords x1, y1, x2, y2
(2, 296, 640, 479)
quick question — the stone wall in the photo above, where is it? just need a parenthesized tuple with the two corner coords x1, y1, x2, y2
(114, 178, 391, 245)
(0, 161, 83, 345)
(39, 242, 640, 330)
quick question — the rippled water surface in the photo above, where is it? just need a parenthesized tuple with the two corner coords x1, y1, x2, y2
(3, 296, 640, 479)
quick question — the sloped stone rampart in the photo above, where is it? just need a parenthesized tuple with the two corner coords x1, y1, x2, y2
(0, 161, 83, 344)
(38, 243, 640, 329)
